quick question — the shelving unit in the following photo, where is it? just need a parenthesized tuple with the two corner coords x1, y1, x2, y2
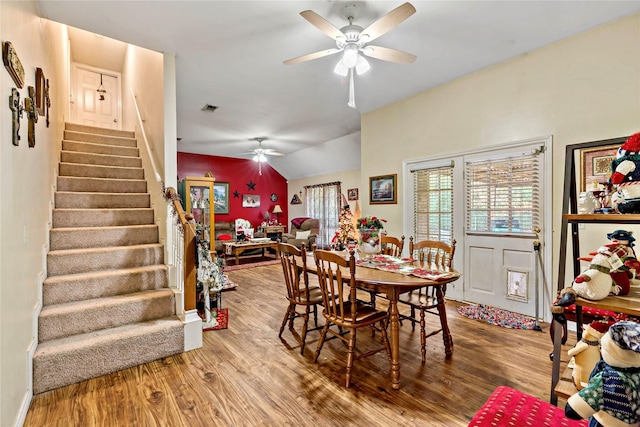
(550, 135, 640, 405)
(178, 176, 216, 251)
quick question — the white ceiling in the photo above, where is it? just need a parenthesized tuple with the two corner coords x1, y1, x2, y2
(36, 1, 640, 180)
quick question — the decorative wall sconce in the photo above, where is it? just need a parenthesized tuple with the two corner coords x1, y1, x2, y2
(96, 74, 106, 101)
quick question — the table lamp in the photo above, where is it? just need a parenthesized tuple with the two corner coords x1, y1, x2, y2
(272, 204, 283, 224)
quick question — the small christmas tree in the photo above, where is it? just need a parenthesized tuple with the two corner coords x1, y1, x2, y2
(334, 204, 357, 250)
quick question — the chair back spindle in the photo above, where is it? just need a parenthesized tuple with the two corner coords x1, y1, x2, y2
(381, 235, 405, 258)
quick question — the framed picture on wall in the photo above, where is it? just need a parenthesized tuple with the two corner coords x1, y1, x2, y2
(242, 194, 260, 208)
(579, 144, 619, 192)
(369, 174, 397, 204)
(213, 182, 229, 214)
(347, 188, 358, 201)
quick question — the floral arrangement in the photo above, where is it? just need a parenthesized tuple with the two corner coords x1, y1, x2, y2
(357, 216, 386, 229)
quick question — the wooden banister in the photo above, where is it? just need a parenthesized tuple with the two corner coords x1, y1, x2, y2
(166, 187, 197, 312)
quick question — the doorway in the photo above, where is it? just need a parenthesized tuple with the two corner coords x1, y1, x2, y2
(404, 137, 552, 319)
(71, 63, 122, 129)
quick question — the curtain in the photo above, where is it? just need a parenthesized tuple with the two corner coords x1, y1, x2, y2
(305, 182, 341, 248)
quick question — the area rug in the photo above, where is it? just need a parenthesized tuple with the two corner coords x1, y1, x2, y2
(224, 259, 280, 271)
(457, 304, 537, 330)
(202, 308, 228, 331)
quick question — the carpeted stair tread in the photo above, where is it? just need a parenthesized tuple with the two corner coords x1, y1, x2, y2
(43, 265, 169, 305)
(47, 243, 164, 277)
(63, 130, 137, 147)
(39, 289, 176, 342)
(33, 318, 183, 394)
(62, 139, 139, 157)
(52, 207, 154, 227)
(55, 191, 149, 209)
(61, 150, 142, 168)
(35, 122, 183, 394)
(65, 123, 135, 138)
(59, 162, 144, 180)
(57, 176, 147, 193)
(50, 224, 159, 250)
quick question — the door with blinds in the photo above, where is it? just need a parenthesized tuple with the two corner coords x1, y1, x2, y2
(463, 142, 547, 316)
(406, 138, 550, 317)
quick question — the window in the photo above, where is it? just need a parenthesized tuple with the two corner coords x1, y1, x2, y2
(305, 182, 341, 248)
(412, 165, 454, 244)
(465, 153, 540, 234)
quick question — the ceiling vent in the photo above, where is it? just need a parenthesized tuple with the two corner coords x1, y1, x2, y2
(201, 104, 218, 112)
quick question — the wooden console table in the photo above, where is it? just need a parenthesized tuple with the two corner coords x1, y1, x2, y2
(258, 225, 286, 237)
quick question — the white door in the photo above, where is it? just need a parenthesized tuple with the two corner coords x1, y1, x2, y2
(72, 65, 121, 129)
(463, 141, 548, 317)
(405, 137, 551, 318)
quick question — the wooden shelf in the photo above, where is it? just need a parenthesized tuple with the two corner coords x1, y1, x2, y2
(563, 214, 640, 223)
(554, 367, 577, 401)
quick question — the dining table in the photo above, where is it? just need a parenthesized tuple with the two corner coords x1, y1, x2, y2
(303, 252, 461, 390)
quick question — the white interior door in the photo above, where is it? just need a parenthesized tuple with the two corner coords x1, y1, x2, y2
(72, 64, 121, 129)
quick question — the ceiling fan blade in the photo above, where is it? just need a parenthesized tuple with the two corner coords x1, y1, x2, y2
(362, 45, 416, 64)
(284, 48, 341, 65)
(360, 2, 416, 43)
(300, 10, 345, 40)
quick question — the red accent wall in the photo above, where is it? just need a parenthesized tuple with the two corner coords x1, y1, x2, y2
(177, 152, 289, 227)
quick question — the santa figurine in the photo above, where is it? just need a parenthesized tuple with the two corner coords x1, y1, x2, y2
(610, 132, 640, 213)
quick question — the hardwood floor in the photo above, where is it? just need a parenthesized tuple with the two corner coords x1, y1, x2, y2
(25, 264, 572, 426)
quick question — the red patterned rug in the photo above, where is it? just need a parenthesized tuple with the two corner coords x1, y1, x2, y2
(202, 308, 228, 331)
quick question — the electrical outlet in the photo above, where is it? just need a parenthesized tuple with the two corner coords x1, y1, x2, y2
(23, 226, 28, 245)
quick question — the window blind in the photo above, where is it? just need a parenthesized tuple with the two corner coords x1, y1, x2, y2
(412, 165, 454, 244)
(465, 153, 540, 234)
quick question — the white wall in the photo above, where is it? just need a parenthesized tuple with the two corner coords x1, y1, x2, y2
(0, 2, 69, 425)
(361, 14, 640, 298)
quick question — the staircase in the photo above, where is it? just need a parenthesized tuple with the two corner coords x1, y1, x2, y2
(33, 123, 184, 394)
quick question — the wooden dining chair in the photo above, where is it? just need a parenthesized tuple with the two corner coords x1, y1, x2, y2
(398, 237, 457, 362)
(365, 235, 406, 308)
(381, 234, 405, 257)
(277, 242, 323, 354)
(313, 249, 391, 387)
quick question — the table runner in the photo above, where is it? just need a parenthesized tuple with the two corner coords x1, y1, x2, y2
(355, 254, 460, 281)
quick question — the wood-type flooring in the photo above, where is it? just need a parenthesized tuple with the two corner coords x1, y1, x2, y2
(24, 263, 573, 426)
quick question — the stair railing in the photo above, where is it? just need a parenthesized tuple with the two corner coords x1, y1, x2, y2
(165, 188, 197, 313)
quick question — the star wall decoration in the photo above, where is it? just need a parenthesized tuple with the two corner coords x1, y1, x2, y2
(246, 180, 256, 191)
(233, 190, 239, 198)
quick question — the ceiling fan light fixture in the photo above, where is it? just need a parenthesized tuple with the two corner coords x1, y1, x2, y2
(342, 44, 359, 68)
(355, 55, 370, 75)
(253, 153, 267, 163)
(334, 60, 349, 76)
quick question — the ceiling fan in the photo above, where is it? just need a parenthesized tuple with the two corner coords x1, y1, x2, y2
(284, 2, 416, 109)
(242, 137, 284, 175)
